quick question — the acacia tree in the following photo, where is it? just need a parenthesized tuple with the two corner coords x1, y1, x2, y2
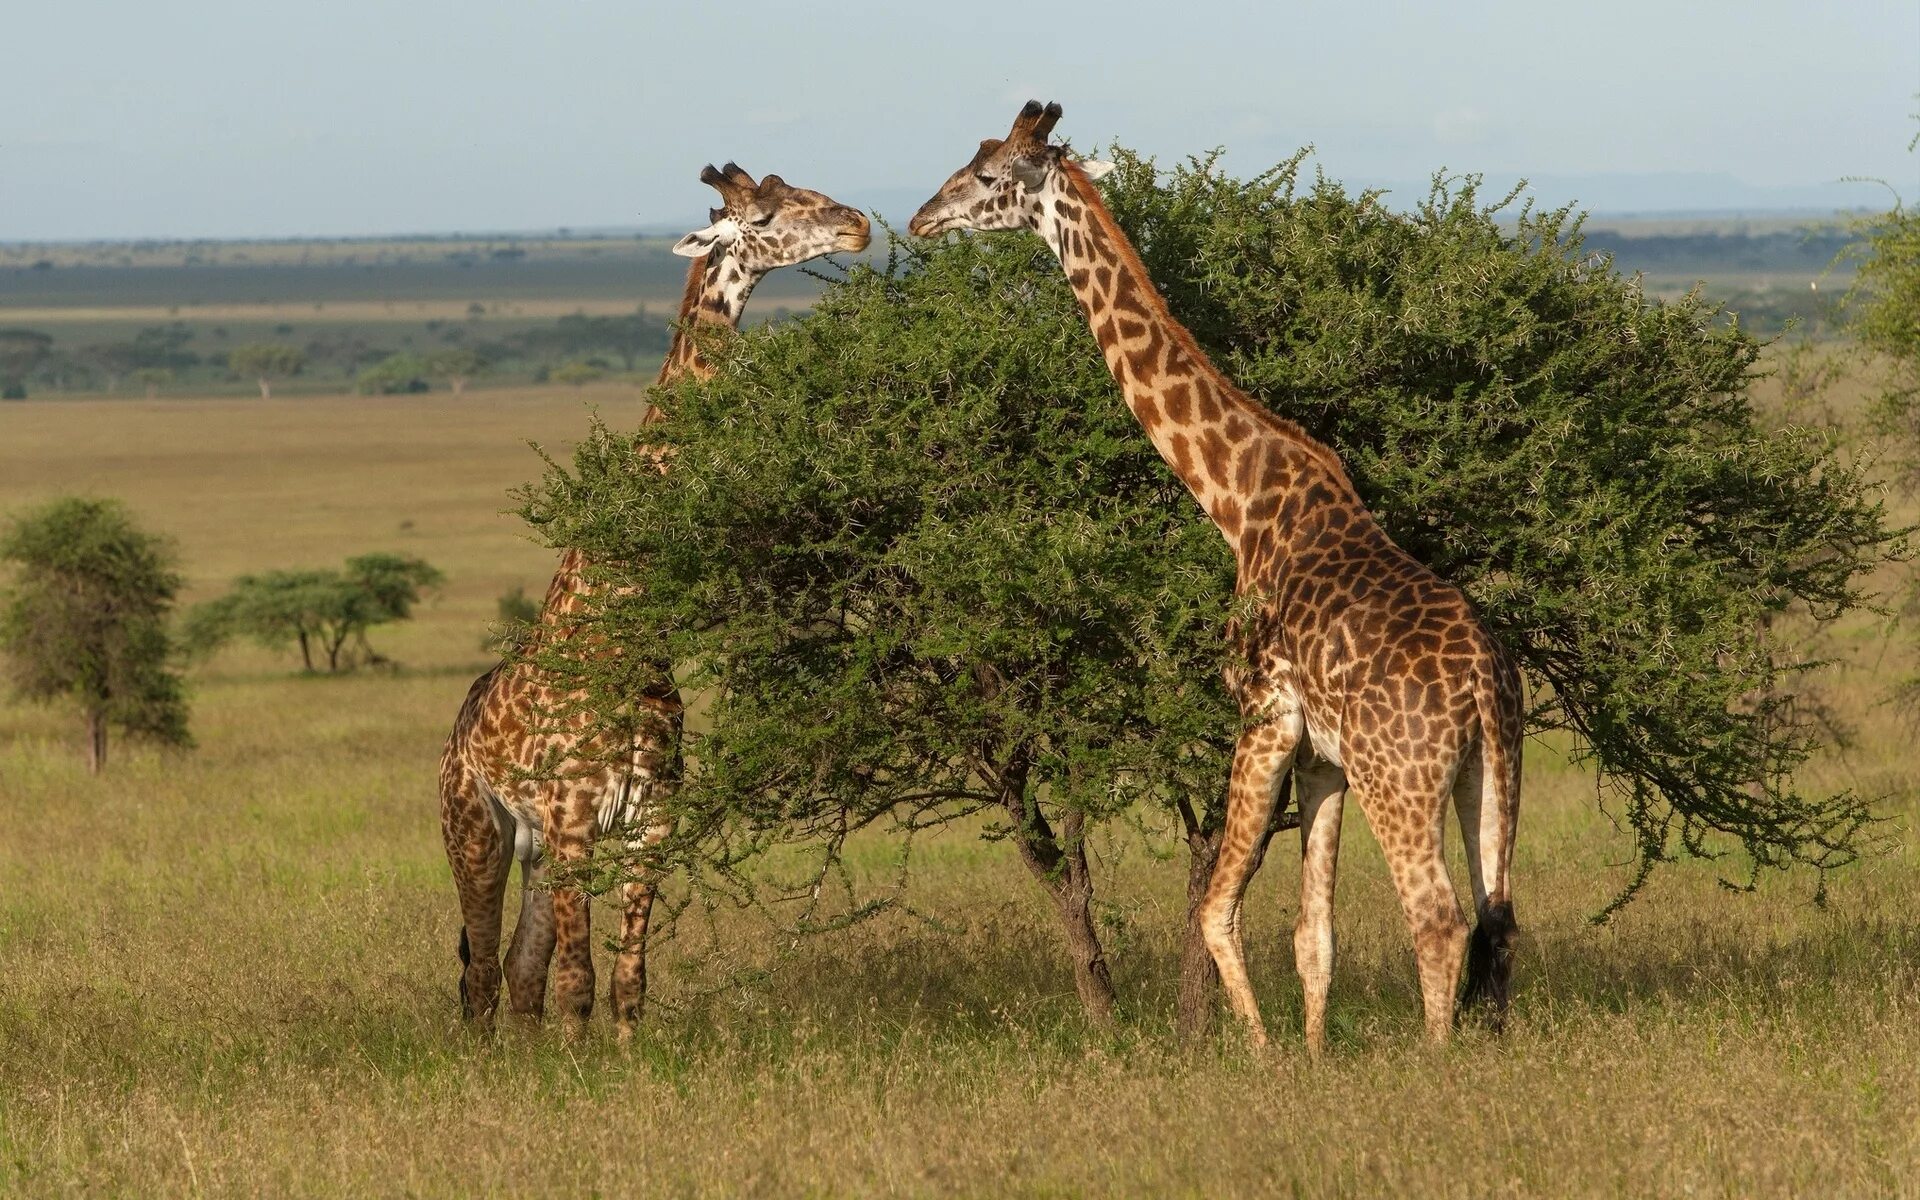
(187, 553, 442, 672)
(226, 342, 305, 399)
(428, 348, 489, 395)
(0, 497, 191, 772)
(525, 149, 1899, 1032)
(132, 367, 172, 399)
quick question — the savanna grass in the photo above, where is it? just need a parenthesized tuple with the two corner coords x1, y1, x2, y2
(2, 382, 1917, 1197)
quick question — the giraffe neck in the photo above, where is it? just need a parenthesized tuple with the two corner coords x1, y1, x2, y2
(1033, 162, 1356, 555)
(654, 249, 760, 390)
(543, 252, 762, 615)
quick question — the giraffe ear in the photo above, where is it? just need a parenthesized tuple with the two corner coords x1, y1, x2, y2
(1078, 158, 1116, 181)
(671, 216, 740, 257)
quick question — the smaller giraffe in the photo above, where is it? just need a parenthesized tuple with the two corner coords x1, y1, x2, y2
(912, 102, 1523, 1054)
(440, 164, 868, 1041)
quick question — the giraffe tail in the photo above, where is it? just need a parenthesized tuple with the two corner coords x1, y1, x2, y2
(1461, 640, 1522, 1026)
(458, 925, 473, 1019)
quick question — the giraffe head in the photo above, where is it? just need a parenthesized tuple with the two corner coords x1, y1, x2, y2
(672, 163, 870, 270)
(908, 100, 1112, 237)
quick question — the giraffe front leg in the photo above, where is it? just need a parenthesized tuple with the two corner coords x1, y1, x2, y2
(610, 873, 658, 1045)
(1292, 760, 1346, 1060)
(1200, 710, 1303, 1050)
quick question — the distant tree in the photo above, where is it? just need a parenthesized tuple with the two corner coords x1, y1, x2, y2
(356, 353, 431, 395)
(0, 329, 53, 397)
(514, 312, 668, 372)
(132, 367, 173, 399)
(0, 497, 191, 773)
(428, 348, 489, 395)
(125, 325, 200, 371)
(226, 343, 305, 399)
(80, 342, 143, 392)
(480, 584, 541, 654)
(186, 553, 442, 673)
(552, 360, 605, 387)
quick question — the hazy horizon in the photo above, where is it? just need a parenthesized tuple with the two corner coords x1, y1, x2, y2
(4, 0, 1915, 242)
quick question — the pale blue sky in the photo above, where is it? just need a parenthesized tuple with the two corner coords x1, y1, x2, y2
(3, 0, 1915, 240)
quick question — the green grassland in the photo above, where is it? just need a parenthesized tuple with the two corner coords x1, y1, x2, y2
(1, 358, 1917, 1196)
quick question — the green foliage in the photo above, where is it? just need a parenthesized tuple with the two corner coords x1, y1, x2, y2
(226, 342, 305, 379)
(355, 353, 430, 395)
(187, 553, 442, 673)
(427, 348, 488, 394)
(0, 329, 52, 391)
(526, 148, 1900, 921)
(0, 497, 191, 767)
(131, 367, 173, 397)
(226, 342, 305, 397)
(551, 360, 606, 387)
(525, 231, 1234, 925)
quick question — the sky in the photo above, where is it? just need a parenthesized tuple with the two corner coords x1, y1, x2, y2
(3, 0, 1916, 241)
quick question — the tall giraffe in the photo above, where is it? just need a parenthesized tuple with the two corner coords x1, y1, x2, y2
(440, 165, 869, 1041)
(910, 102, 1523, 1053)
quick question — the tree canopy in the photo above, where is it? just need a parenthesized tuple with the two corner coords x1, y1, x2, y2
(0, 497, 191, 772)
(226, 343, 306, 398)
(521, 147, 1902, 1018)
(187, 552, 443, 673)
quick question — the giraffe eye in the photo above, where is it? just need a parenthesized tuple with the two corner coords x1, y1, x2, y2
(751, 212, 775, 227)
(974, 172, 995, 186)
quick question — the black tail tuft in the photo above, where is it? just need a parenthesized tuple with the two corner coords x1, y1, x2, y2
(1461, 901, 1517, 1030)
(457, 926, 473, 1020)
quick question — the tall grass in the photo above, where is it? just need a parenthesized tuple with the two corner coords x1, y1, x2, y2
(1, 382, 1916, 1197)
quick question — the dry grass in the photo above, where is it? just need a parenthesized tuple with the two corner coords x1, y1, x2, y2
(2, 378, 1918, 1198)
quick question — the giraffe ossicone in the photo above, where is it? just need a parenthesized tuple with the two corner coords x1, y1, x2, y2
(912, 101, 1524, 1055)
(439, 164, 868, 1042)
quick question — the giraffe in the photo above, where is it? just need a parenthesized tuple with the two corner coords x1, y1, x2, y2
(910, 102, 1523, 1054)
(440, 164, 869, 1041)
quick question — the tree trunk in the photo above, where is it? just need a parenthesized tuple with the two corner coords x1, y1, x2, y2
(996, 747, 1117, 1027)
(257, 377, 272, 400)
(1174, 776, 1293, 1044)
(296, 629, 314, 672)
(85, 708, 107, 775)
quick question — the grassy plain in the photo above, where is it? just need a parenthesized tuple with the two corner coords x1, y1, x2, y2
(1, 373, 1918, 1197)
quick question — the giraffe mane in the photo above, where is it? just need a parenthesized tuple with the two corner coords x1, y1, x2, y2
(1057, 159, 1357, 494)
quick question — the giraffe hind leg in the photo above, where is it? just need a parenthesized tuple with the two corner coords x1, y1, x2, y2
(1375, 777, 1469, 1044)
(441, 759, 511, 1029)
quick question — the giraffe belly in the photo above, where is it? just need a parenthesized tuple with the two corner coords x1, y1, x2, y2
(483, 785, 545, 867)
(1302, 705, 1344, 770)
(480, 767, 656, 867)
